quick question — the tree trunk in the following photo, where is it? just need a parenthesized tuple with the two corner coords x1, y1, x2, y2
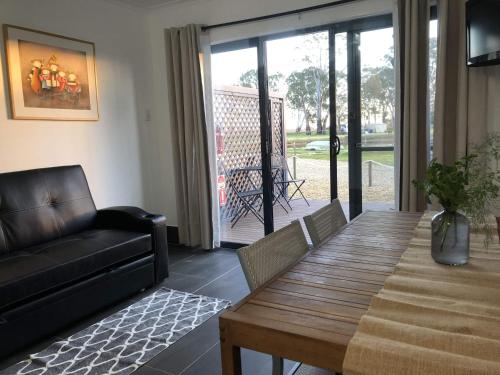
(316, 79, 323, 134)
(322, 114, 329, 131)
(296, 110, 303, 133)
(316, 117, 322, 135)
(305, 112, 311, 135)
(382, 105, 388, 125)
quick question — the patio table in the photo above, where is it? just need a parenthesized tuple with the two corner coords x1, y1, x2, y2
(219, 210, 422, 374)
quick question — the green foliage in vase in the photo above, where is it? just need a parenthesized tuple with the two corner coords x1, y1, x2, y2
(414, 134, 500, 242)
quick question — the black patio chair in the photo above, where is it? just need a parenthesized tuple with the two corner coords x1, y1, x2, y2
(271, 153, 310, 209)
(243, 155, 290, 214)
(221, 162, 264, 228)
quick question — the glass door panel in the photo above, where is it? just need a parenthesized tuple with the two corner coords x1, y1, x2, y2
(334, 32, 349, 218)
(266, 31, 332, 237)
(209, 15, 394, 245)
(359, 27, 396, 210)
(211, 47, 264, 244)
(428, 19, 438, 161)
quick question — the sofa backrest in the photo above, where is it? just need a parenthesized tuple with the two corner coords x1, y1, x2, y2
(0, 165, 97, 253)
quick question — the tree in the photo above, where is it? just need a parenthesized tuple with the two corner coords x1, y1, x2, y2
(335, 69, 348, 130)
(334, 33, 349, 131)
(360, 46, 395, 130)
(239, 69, 258, 88)
(286, 70, 314, 134)
(301, 32, 329, 134)
(238, 69, 284, 92)
(428, 36, 438, 129)
(286, 67, 329, 135)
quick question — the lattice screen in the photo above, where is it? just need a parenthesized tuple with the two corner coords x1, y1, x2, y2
(213, 87, 285, 220)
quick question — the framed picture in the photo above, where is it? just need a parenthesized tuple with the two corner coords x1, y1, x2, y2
(3, 25, 99, 121)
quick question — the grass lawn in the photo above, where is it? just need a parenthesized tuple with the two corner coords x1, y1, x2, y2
(286, 131, 394, 147)
(287, 132, 331, 143)
(289, 148, 395, 166)
(286, 131, 395, 166)
(286, 132, 347, 147)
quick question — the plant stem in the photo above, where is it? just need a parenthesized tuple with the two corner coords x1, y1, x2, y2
(438, 211, 454, 251)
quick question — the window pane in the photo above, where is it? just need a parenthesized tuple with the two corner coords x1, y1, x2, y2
(359, 27, 396, 210)
(428, 19, 438, 161)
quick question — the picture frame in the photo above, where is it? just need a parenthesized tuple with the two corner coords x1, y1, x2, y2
(3, 24, 99, 121)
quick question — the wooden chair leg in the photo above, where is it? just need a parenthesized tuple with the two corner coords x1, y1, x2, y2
(272, 355, 284, 375)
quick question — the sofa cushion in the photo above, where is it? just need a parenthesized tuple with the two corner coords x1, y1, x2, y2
(0, 166, 97, 254)
(0, 229, 151, 311)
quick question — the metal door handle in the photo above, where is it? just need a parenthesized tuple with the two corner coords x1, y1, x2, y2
(334, 136, 341, 155)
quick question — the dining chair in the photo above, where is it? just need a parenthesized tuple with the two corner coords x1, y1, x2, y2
(303, 199, 347, 249)
(237, 220, 310, 375)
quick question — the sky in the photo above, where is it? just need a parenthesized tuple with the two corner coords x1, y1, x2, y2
(212, 27, 393, 86)
(211, 21, 438, 130)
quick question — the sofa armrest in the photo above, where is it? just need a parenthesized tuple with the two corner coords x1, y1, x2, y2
(95, 206, 169, 282)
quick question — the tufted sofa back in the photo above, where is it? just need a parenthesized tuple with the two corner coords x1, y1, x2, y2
(0, 165, 97, 254)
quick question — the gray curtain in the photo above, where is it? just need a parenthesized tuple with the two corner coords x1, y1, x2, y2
(165, 24, 213, 249)
(397, 0, 429, 212)
(433, 0, 500, 214)
(433, 0, 469, 165)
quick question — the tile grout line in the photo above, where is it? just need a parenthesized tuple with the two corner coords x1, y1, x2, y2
(144, 363, 175, 375)
(169, 247, 235, 269)
(169, 253, 197, 267)
(176, 341, 219, 375)
(193, 264, 241, 294)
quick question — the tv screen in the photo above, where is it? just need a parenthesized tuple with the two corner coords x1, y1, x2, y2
(467, 0, 500, 67)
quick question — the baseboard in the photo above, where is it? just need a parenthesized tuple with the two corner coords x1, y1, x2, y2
(167, 226, 179, 244)
(167, 227, 246, 249)
(220, 241, 245, 249)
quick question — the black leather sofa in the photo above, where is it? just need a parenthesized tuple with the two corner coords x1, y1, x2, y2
(0, 165, 168, 358)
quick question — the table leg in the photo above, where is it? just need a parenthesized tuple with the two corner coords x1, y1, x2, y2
(220, 322, 242, 375)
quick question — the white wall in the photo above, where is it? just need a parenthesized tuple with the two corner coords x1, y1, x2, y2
(2, 0, 494, 228)
(144, 0, 393, 226)
(0, 0, 152, 210)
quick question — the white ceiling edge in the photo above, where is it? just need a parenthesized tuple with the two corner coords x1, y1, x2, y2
(100, 0, 203, 11)
(100, 0, 147, 12)
(147, 0, 203, 9)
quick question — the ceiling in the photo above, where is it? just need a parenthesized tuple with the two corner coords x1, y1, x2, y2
(109, 0, 189, 9)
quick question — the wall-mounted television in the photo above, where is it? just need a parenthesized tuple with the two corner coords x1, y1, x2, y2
(467, 0, 500, 67)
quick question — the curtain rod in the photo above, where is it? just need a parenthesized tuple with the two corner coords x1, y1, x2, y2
(201, 0, 360, 31)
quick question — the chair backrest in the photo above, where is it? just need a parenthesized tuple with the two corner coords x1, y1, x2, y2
(272, 153, 290, 173)
(237, 220, 309, 291)
(303, 199, 347, 248)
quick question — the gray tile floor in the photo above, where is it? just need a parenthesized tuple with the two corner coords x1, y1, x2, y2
(0, 245, 301, 375)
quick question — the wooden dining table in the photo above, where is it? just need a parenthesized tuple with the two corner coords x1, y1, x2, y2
(219, 210, 422, 374)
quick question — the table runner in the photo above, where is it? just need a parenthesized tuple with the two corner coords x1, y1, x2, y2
(343, 212, 500, 375)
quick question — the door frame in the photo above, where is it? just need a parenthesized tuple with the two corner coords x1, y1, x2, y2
(212, 13, 393, 243)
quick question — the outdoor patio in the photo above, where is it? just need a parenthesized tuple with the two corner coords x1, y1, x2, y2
(221, 199, 395, 244)
(214, 85, 397, 245)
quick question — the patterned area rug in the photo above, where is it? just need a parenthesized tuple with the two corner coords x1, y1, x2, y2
(2, 288, 230, 375)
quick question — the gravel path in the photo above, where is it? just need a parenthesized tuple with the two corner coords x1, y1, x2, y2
(288, 158, 395, 203)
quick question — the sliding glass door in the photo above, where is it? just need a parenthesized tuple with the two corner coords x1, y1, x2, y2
(266, 31, 334, 233)
(211, 14, 395, 245)
(211, 46, 266, 244)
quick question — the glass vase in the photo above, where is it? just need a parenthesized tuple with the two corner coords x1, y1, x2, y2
(431, 210, 470, 265)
